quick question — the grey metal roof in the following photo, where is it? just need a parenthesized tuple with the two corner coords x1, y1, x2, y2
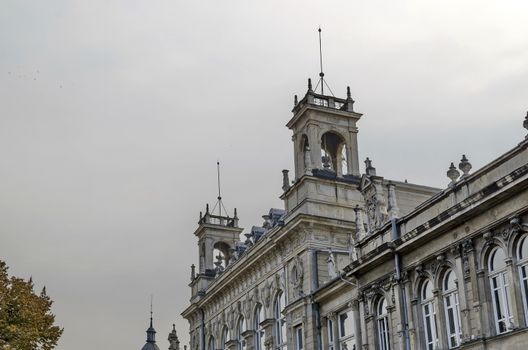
(141, 343, 160, 350)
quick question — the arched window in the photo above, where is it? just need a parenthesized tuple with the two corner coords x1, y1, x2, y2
(321, 132, 348, 175)
(518, 236, 528, 323)
(208, 336, 215, 350)
(255, 304, 265, 350)
(442, 270, 462, 348)
(275, 291, 287, 349)
(238, 316, 246, 350)
(221, 326, 229, 350)
(421, 280, 438, 350)
(376, 297, 390, 350)
(489, 246, 513, 333)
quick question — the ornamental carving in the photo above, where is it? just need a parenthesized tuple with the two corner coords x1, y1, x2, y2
(290, 256, 304, 297)
(361, 177, 388, 232)
(261, 281, 272, 308)
(366, 196, 380, 230)
(499, 217, 528, 240)
(264, 335, 275, 349)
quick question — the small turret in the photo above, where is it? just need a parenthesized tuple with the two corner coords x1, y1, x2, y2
(141, 302, 160, 350)
(168, 324, 180, 350)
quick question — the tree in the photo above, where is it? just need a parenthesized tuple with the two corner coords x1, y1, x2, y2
(0, 260, 63, 350)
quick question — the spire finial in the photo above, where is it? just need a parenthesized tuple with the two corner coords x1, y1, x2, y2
(150, 294, 153, 327)
(459, 154, 472, 178)
(308, 78, 313, 91)
(447, 162, 460, 186)
(145, 295, 156, 343)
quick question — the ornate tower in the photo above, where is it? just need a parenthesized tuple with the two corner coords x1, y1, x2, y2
(281, 79, 365, 223)
(189, 204, 243, 300)
(289, 80, 362, 180)
(168, 324, 180, 350)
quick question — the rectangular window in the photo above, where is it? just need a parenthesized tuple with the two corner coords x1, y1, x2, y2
(295, 326, 303, 350)
(422, 301, 437, 350)
(338, 310, 354, 350)
(443, 292, 461, 348)
(490, 271, 513, 334)
(327, 318, 334, 350)
(377, 316, 390, 350)
(519, 265, 528, 324)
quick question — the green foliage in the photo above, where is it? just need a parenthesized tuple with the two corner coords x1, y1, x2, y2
(0, 260, 63, 350)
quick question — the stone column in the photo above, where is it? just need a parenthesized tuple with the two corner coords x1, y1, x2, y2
(352, 299, 362, 350)
(321, 315, 331, 349)
(432, 288, 447, 348)
(308, 124, 322, 170)
(393, 282, 406, 350)
(475, 267, 490, 337)
(386, 300, 397, 350)
(512, 260, 527, 328)
(506, 258, 521, 329)
(204, 237, 214, 272)
(407, 281, 419, 350)
(358, 298, 369, 350)
(292, 133, 300, 180)
(348, 127, 360, 176)
(453, 244, 471, 342)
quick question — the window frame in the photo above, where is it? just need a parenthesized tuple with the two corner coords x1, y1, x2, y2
(238, 316, 246, 350)
(442, 270, 462, 349)
(376, 297, 391, 350)
(517, 236, 528, 324)
(326, 317, 335, 350)
(274, 291, 287, 349)
(255, 304, 265, 350)
(294, 325, 303, 350)
(488, 246, 513, 334)
(337, 308, 354, 350)
(420, 280, 438, 350)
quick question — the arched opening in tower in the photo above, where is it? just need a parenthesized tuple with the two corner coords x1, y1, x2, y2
(321, 131, 348, 175)
(213, 241, 231, 270)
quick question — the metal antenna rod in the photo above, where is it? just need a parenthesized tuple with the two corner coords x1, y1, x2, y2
(150, 294, 153, 326)
(217, 161, 222, 217)
(318, 26, 324, 95)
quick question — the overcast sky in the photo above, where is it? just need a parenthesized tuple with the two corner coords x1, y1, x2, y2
(1, 0, 527, 349)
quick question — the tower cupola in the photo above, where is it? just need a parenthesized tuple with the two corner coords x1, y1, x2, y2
(288, 81, 363, 180)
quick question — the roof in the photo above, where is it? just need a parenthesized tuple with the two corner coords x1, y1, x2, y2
(141, 343, 160, 350)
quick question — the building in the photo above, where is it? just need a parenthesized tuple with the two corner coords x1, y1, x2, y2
(181, 77, 528, 350)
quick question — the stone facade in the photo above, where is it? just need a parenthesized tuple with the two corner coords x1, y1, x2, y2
(181, 81, 528, 350)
